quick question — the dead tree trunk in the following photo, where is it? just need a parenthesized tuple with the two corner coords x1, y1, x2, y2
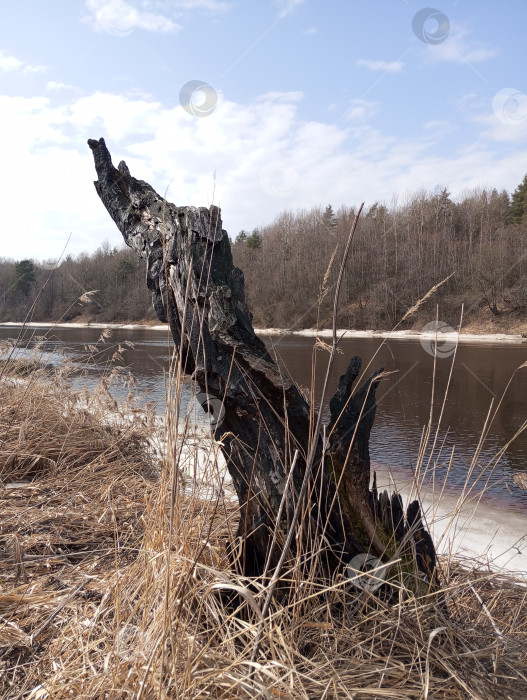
(87, 137, 439, 588)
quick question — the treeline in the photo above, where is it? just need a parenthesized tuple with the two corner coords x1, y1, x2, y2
(232, 176, 527, 331)
(2, 175, 527, 330)
(0, 243, 155, 323)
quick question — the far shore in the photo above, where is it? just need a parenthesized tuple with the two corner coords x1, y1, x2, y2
(1, 321, 527, 344)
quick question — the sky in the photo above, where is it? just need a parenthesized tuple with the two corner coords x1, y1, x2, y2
(1, 0, 527, 263)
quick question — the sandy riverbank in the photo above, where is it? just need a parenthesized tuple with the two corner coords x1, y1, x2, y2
(2, 321, 527, 344)
(256, 327, 527, 344)
(0, 321, 169, 330)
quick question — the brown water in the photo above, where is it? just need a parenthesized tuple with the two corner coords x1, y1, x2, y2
(3, 325, 527, 508)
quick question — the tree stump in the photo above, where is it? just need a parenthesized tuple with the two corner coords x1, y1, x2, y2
(88, 137, 439, 590)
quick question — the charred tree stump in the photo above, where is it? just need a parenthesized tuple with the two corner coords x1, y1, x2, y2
(87, 137, 439, 589)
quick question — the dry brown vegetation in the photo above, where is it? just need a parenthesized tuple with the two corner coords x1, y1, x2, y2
(1, 355, 527, 699)
(233, 189, 527, 334)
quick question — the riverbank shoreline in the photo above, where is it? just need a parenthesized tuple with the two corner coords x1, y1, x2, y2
(2, 321, 527, 344)
(256, 327, 527, 344)
(0, 321, 169, 331)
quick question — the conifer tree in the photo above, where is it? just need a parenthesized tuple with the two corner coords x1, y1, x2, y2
(510, 174, 527, 223)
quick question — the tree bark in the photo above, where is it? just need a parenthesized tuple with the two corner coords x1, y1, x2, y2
(87, 137, 439, 589)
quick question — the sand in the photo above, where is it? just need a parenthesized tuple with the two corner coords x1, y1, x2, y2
(256, 327, 527, 345)
(1, 321, 526, 344)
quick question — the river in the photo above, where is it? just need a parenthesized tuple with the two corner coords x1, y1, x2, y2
(2, 323, 527, 512)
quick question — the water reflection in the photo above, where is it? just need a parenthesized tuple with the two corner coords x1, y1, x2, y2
(262, 333, 527, 505)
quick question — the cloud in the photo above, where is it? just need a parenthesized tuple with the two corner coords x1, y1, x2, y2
(424, 120, 450, 130)
(46, 81, 76, 91)
(474, 90, 527, 144)
(356, 59, 404, 74)
(427, 27, 497, 64)
(423, 120, 456, 138)
(0, 50, 45, 74)
(344, 99, 380, 121)
(85, 0, 181, 35)
(1, 88, 527, 262)
(275, 0, 306, 19)
(302, 26, 317, 36)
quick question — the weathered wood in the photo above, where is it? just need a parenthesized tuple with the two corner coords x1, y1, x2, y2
(87, 137, 439, 589)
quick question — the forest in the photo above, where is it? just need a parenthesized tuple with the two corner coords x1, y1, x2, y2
(2, 174, 527, 332)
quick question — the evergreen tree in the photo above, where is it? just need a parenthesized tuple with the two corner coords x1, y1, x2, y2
(13, 260, 36, 298)
(366, 202, 388, 221)
(366, 202, 379, 219)
(323, 204, 337, 234)
(246, 229, 261, 251)
(510, 174, 527, 223)
(116, 259, 135, 281)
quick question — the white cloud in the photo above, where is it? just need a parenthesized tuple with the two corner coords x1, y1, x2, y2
(46, 81, 75, 91)
(424, 120, 450, 130)
(422, 120, 458, 143)
(85, 0, 181, 35)
(427, 27, 497, 64)
(475, 96, 527, 144)
(275, 0, 306, 19)
(255, 90, 303, 105)
(0, 50, 45, 74)
(356, 59, 404, 74)
(302, 26, 317, 36)
(344, 99, 380, 121)
(452, 89, 527, 144)
(0, 51, 23, 72)
(2, 88, 527, 262)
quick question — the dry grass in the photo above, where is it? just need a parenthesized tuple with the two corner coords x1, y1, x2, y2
(1, 356, 527, 699)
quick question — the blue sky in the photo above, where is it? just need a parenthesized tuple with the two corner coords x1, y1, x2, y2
(1, 0, 527, 262)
